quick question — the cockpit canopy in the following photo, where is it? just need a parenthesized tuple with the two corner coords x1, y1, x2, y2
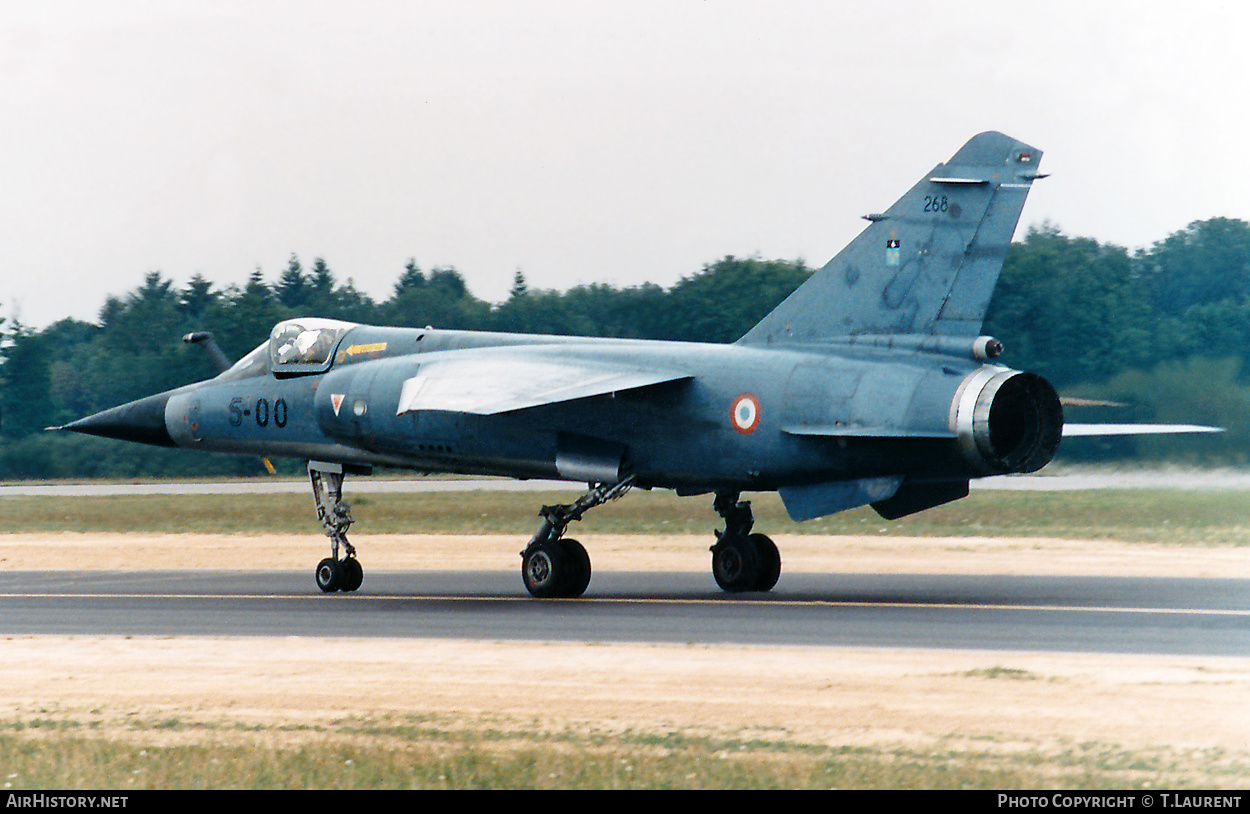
(269, 319, 355, 367)
(269, 318, 357, 375)
(215, 318, 358, 381)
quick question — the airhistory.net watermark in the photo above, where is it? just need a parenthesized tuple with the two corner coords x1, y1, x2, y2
(5, 795, 128, 809)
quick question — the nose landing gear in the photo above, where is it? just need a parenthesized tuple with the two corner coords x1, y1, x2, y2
(309, 462, 364, 593)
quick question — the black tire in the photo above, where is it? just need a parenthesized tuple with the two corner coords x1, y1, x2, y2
(315, 557, 342, 593)
(339, 557, 364, 592)
(711, 534, 761, 593)
(559, 538, 592, 598)
(521, 540, 567, 598)
(749, 533, 781, 592)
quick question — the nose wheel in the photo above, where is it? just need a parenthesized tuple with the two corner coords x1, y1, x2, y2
(315, 555, 364, 593)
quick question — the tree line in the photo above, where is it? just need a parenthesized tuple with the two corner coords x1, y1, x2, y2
(3, 217, 1249, 478)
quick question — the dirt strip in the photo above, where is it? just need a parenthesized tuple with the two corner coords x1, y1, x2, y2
(0, 636, 1247, 757)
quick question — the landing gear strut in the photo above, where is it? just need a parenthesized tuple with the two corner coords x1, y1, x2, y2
(710, 491, 780, 592)
(520, 477, 633, 598)
(309, 462, 364, 593)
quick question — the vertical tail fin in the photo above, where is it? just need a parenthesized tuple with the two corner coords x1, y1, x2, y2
(738, 131, 1043, 345)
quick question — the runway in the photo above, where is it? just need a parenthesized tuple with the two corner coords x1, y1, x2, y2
(1, 568, 1245, 656)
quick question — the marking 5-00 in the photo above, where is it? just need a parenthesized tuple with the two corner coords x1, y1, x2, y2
(229, 397, 289, 428)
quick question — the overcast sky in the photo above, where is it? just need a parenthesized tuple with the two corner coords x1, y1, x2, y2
(3, 1, 1248, 329)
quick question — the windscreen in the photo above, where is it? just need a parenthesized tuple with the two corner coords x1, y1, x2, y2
(215, 341, 270, 381)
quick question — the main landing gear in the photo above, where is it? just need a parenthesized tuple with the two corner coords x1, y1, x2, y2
(309, 463, 363, 593)
(519, 478, 634, 598)
(516, 482, 782, 598)
(709, 491, 781, 593)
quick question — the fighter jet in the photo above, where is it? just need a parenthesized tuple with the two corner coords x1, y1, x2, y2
(56, 131, 1215, 598)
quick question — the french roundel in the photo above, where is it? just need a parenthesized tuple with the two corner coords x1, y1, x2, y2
(731, 393, 760, 435)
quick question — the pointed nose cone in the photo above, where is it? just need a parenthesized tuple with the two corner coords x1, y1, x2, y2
(57, 392, 176, 448)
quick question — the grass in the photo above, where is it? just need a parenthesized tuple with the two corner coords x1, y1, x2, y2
(0, 713, 1243, 790)
(3, 486, 1250, 545)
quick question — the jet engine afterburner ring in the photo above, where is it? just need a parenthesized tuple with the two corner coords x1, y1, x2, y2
(953, 367, 1063, 475)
